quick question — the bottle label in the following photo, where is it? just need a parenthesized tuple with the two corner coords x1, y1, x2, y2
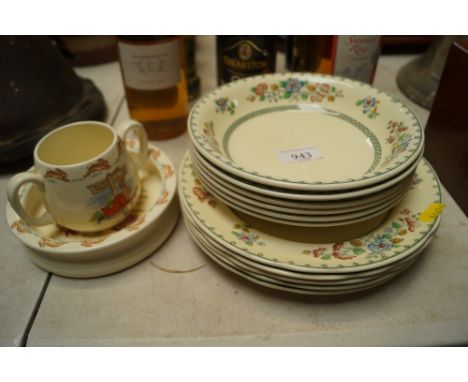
(118, 39, 180, 90)
(220, 38, 270, 84)
(276, 146, 323, 164)
(333, 36, 380, 83)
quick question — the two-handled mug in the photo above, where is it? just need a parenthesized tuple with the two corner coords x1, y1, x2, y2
(7, 120, 148, 232)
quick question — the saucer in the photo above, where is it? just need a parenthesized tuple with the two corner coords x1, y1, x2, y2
(6, 144, 178, 278)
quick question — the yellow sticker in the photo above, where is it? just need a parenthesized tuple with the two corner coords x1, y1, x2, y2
(419, 203, 445, 222)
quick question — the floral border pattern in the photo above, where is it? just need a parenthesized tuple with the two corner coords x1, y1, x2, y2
(189, 74, 424, 188)
(247, 79, 344, 103)
(192, 176, 217, 208)
(180, 154, 442, 270)
(215, 97, 237, 115)
(356, 96, 380, 119)
(302, 208, 420, 261)
(201, 121, 223, 156)
(380, 120, 412, 168)
(231, 223, 265, 246)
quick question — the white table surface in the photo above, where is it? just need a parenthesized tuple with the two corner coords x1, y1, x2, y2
(1, 36, 467, 346)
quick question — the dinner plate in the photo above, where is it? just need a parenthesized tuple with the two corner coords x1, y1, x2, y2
(179, 151, 442, 274)
(191, 145, 421, 202)
(192, 238, 417, 296)
(189, 73, 424, 191)
(183, 209, 436, 284)
(186, 218, 419, 292)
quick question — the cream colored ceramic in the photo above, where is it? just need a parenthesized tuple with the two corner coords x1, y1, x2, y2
(191, 145, 421, 202)
(195, 160, 409, 219)
(191, 238, 417, 296)
(179, 151, 442, 274)
(184, 210, 437, 284)
(193, 172, 401, 227)
(186, 220, 424, 292)
(7, 120, 148, 232)
(6, 144, 178, 278)
(194, 155, 412, 215)
(184, 211, 436, 295)
(189, 73, 424, 191)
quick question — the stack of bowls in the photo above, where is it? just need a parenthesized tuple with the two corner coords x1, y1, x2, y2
(181, 73, 441, 295)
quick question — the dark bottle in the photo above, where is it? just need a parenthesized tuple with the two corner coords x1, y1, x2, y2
(184, 35, 201, 101)
(216, 36, 277, 85)
(285, 35, 294, 70)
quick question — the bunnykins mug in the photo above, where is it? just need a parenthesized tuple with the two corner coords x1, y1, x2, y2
(7, 120, 148, 232)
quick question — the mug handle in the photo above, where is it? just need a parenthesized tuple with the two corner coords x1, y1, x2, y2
(116, 120, 149, 170)
(7, 172, 54, 226)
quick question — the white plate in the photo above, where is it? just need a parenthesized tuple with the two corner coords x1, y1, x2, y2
(179, 151, 443, 273)
(191, 145, 420, 202)
(189, 73, 424, 191)
(6, 144, 179, 277)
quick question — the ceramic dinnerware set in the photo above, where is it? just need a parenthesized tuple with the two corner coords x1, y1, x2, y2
(181, 73, 443, 295)
(6, 121, 179, 278)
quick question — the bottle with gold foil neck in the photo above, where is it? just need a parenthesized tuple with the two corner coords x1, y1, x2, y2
(216, 36, 277, 85)
(117, 36, 188, 140)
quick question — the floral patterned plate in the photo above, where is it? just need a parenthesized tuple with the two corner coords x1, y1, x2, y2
(6, 144, 178, 277)
(193, 168, 401, 227)
(191, 144, 421, 202)
(184, 210, 435, 285)
(189, 73, 424, 191)
(194, 157, 409, 222)
(179, 151, 443, 274)
(192, 148, 413, 214)
(186, 221, 420, 296)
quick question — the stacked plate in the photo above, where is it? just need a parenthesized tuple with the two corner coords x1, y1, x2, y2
(188, 73, 424, 230)
(180, 152, 442, 295)
(182, 73, 441, 295)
